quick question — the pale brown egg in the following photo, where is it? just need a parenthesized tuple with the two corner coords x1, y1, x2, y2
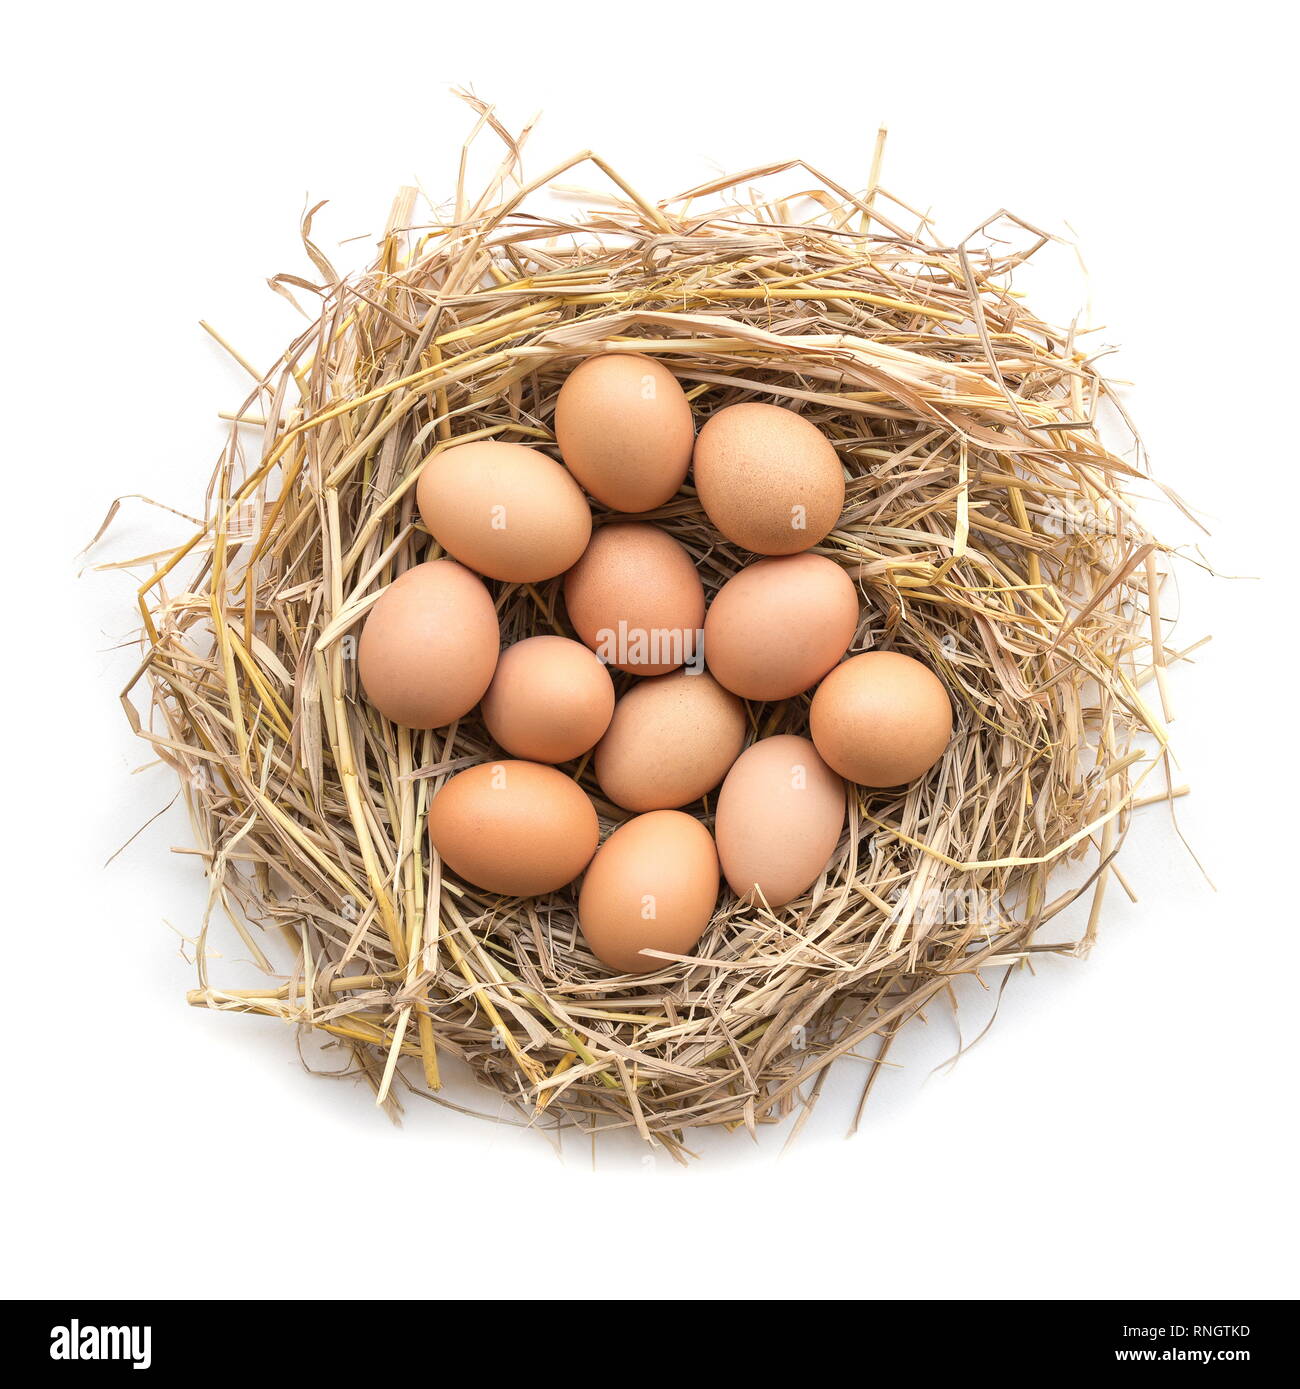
(480, 635, 615, 763)
(704, 553, 859, 700)
(358, 560, 499, 729)
(427, 760, 598, 896)
(693, 402, 844, 554)
(563, 522, 704, 675)
(810, 651, 953, 787)
(595, 670, 747, 812)
(417, 439, 591, 582)
(715, 735, 845, 908)
(578, 810, 720, 974)
(554, 353, 695, 512)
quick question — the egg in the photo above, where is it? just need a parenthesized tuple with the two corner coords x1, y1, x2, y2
(693, 402, 844, 554)
(554, 353, 695, 512)
(358, 560, 499, 729)
(704, 553, 859, 700)
(715, 736, 845, 908)
(427, 760, 599, 896)
(577, 811, 720, 973)
(480, 635, 615, 763)
(595, 670, 747, 811)
(416, 439, 591, 582)
(563, 522, 705, 675)
(810, 651, 953, 786)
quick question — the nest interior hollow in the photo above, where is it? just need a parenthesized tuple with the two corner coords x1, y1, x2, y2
(126, 106, 1178, 1159)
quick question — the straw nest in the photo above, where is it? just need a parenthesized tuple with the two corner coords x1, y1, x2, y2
(119, 100, 1187, 1160)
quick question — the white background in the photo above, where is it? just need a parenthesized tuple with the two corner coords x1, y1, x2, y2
(3, 0, 1296, 1300)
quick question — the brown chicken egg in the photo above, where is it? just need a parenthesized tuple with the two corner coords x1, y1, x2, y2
(417, 439, 592, 582)
(554, 353, 695, 512)
(810, 651, 953, 787)
(715, 735, 845, 908)
(427, 760, 599, 896)
(577, 810, 720, 974)
(692, 402, 845, 554)
(563, 522, 704, 675)
(704, 553, 859, 700)
(480, 635, 615, 763)
(595, 670, 747, 812)
(358, 560, 499, 729)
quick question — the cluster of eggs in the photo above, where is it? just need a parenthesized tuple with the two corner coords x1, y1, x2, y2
(358, 353, 953, 975)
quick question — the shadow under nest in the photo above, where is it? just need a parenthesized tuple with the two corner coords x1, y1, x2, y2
(124, 110, 1182, 1161)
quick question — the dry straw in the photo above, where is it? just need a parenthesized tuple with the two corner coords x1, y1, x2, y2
(112, 96, 1193, 1160)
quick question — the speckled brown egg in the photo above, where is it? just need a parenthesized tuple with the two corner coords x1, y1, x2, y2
(715, 735, 845, 908)
(417, 439, 592, 582)
(563, 522, 704, 675)
(704, 553, 860, 700)
(577, 810, 720, 974)
(427, 760, 598, 897)
(358, 560, 499, 729)
(810, 651, 953, 787)
(693, 402, 844, 554)
(554, 353, 695, 512)
(480, 635, 615, 763)
(595, 670, 747, 812)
